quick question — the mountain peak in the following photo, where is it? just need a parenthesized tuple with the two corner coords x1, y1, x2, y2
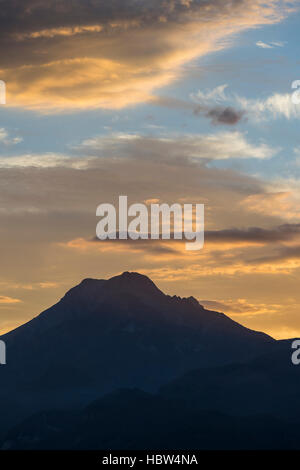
(63, 271, 162, 303)
(117, 271, 150, 280)
(112, 271, 153, 283)
(106, 271, 162, 295)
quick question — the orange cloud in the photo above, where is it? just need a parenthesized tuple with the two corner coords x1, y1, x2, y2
(0, 295, 22, 304)
(15, 25, 104, 40)
(200, 298, 282, 317)
(0, 0, 296, 111)
(241, 191, 300, 221)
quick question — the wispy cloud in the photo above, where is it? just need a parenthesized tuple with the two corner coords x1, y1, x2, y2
(0, 296, 21, 304)
(256, 40, 285, 48)
(242, 178, 300, 221)
(236, 93, 299, 120)
(0, 128, 23, 145)
(0, 131, 276, 169)
(0, 153, 90, 169)
(200, 298, 282, 317)
(76, 132, 277, 162)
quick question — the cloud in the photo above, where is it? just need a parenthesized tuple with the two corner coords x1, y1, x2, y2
(62, 237, 178, 261)
(256, 40, 274, 48)
(76, 132, 277, 162)
(60, 222, 300, 272)
(204, 107, 246, 125)
(0, 296, 21, 304)
(153, 89, 246, 126)
(15, 25, 104, 40)
(192, 84, 230, 103)
(0, 0, 296, 111)
(0, 281, 58, 290)
(256, 40, 285, 48)
(0, 131, 275, 169)
(236, 93, 300, 120)
(199, 298, 282, 317)
(67, 234, 300, 279)
(0, 153, 90, 169)
(191, 83, 300, 121)
(241, 178, 300, 221)
(0, 128, 23, 145)
(206, 224, 300, 244)
(0, 149, 264, 223)
(251, 244, 300, 265)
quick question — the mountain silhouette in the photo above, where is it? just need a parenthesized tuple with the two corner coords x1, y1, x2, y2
(2, 388, 298, 450)
(160, 338, 300, 421)
(0, 271, 285, 444)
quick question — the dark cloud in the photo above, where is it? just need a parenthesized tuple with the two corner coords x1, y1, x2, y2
(206, 224, 300, 244)
(205, 106, 246, 125)
(0, 0, 256, 35)
(85, 224, 300, 256)
(153, 97, 246, 126)
(251, 245, 300, 265)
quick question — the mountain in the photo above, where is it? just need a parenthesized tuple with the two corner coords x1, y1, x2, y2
(4, 341, 300, 449)
(2, 388, 298, 450)
(160, 338, 300, 421)
(0, 271, 275, 437)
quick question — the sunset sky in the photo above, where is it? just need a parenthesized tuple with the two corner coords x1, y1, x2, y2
(1, 0, 300, 339)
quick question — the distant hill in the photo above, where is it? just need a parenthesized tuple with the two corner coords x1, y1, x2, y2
(2, 388, 298, 450)
(160, 339, 300, 421)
